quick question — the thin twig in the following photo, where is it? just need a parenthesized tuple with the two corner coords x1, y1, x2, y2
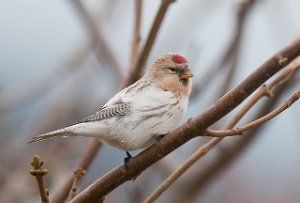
(68, 168, 86, 201)
(144, 54, 300, 203)
(30, 155, 49, 203)
(205, 89, 300, 137)
(269, 55, 300, 87)
(227, 55, 300, 128)
(130, 0, 143, 68)
(69, 38, 300, 203)
(125, 0, 176, 85)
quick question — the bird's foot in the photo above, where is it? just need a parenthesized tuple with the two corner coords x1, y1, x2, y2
(124, 151, 132, 170)
(155, 134, 166, 150)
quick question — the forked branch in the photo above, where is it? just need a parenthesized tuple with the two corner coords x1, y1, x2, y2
(205, 89, 300, 137)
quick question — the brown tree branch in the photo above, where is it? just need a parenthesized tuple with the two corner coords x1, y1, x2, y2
(69, 38, 300, 203)
(143, 53, 300, 203)
(173, 75, 298, 203)
(169, 57, 300, 203)
(124, 0, 175, 86)
(30, 155, 49, 203)
(268, 55, 300, 87)
(130, 0, 143, 68)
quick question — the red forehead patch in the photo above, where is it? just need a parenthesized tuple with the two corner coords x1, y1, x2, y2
(172, 54, 188, 64)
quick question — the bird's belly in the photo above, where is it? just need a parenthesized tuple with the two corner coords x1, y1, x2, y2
(108, 108, 184, 151)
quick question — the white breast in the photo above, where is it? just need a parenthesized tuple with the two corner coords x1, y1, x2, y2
(104, 84, 188, 151)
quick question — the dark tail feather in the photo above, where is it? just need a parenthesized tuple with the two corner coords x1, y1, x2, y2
(29, 128, 72, 143)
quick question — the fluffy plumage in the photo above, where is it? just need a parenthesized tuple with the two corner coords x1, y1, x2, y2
(30, 53, 193, 151)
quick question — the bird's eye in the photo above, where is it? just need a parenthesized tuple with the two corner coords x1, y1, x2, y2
(168, 67, 177, 72)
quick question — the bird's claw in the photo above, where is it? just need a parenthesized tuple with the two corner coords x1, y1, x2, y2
(155, 134, 166, 150)
(124, 151, 132, 170)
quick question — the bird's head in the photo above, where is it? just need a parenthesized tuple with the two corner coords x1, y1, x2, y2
(150, 53, 193, 97)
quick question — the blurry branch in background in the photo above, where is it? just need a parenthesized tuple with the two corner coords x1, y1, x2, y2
(72, 0, 123, 79)
(124, 0, 176, 85)
(171, 56, 300, 203)
(30, 155, 49, 203)
(220, 0, 258, 67)
(143, 48, 300, 203)
(130, 0, 143, 68)
(191, 0, 258, 99)
(217, 0, 259, 97)
(68, 38, 300, 203)
(0, 3, 117, 114)
(67, 168, 86, 201)
(51, 140, 102, 203)
(0, 41, 91, 114)
(51, 0, 175, 202)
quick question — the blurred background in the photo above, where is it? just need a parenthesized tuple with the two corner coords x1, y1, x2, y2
(0, 0, 300, 202)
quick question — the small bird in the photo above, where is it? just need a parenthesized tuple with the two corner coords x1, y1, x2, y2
(30, 53, 193, 157)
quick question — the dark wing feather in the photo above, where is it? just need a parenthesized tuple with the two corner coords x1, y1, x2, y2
(81, 100, 130, 122)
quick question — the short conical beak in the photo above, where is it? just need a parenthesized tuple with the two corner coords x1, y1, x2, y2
(180, 70, 193, 80)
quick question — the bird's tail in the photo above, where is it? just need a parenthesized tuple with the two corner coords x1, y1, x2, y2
(29, 126, 75, 143)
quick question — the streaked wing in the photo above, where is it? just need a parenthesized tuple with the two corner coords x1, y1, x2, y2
(81, 100, 131, 122)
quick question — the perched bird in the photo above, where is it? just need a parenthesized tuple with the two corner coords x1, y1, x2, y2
(30, 53, 193, 157)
